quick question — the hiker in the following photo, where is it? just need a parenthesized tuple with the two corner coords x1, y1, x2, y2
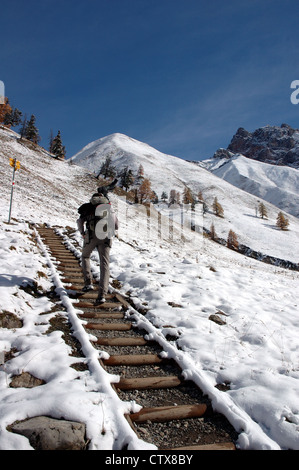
(77, 192, 118, 305)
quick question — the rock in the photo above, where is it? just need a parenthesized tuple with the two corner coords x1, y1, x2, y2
(0, 312, 23, 329)
(209, 314, 226, 326)
(227, 124, 299, 168)
(10, 416, 87, 450)
(9, 372, 45, 388)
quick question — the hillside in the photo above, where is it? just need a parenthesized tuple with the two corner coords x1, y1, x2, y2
(0, 126, 299, 450)
(200, 153, 299, 218)
(70, 132, 299, 264)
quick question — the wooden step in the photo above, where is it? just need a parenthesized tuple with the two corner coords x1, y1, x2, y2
(62, 277, 85, 283)
(79, 312, 124, 319)
(85, 322, 131, 331)
(103, 354, 163, 366)
(116, 376, 181, 390)
(129, 404, 208, 423)
(75, 301, 122, 309)
(95, 337, 148, 346)
(169, 442, 236, 450)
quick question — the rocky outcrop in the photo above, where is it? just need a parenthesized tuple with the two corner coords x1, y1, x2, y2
(227, 124, 299, 168)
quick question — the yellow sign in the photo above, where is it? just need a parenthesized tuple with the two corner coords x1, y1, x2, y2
(9, 158, 21, 170)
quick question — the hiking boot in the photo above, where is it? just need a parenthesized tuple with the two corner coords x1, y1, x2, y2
(95, 296, 105, 306)
(82, 284, 94, 292)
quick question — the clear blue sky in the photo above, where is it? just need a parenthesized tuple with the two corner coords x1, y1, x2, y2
(1, 0, 299, 161)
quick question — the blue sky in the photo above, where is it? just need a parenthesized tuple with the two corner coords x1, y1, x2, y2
(1, 0, 299, 161)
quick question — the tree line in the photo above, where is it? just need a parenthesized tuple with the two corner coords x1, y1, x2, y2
(0, 97, 66, 159)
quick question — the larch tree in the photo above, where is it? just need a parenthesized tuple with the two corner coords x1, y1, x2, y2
(276, 212, 289, 231)
(227, 229, 238, 250)
(0, 97, 12, 124)
(258, 202, 268, 219)
(212, 197, 224, 217)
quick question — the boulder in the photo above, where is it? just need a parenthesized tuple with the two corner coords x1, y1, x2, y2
(10, 416, 87, 450)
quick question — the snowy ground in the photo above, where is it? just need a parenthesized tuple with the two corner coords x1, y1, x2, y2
(0, 127, 299, 450)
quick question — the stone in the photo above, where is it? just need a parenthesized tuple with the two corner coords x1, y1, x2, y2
(209, 314, 226, 326)
(0, 312, 23, 329)
(9, 372, 45, 388)
(10, 416, 87, 450)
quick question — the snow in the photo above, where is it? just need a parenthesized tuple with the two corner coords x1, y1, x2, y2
(200, 153, 299, 218)
(0, 126, 299, 450)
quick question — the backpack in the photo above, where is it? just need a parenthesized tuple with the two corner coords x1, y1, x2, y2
(78, 201, 115, 239)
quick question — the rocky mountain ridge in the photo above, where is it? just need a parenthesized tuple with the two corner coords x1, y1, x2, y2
(224, 123, 299, 168)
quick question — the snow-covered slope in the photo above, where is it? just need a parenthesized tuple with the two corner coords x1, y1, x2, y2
(200, 153, 299, 218)
(70, 133, 299, 264)
(0, 127, 299, 450)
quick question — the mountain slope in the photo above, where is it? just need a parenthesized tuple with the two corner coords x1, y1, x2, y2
(1, 126, 299, 450)
(200, 154, 299, 218)
(70, 132, 299, 264)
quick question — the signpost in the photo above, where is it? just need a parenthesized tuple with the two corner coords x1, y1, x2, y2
(8, 158, 21, 223)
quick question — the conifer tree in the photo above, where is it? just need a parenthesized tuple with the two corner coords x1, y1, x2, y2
(3, 107, 22, 127)
(161, 191, 168, 202)
(0, 97, 12, 124)
(19, 114, 28, 140)
(137, 164, 144, 181)
(24, 114, 40, 144)
(210, 223, 217, 241)
(212, 197, 224, 217)
(276, 212, 289, 231)
(227, 229, 238, 250)
(99, 155, 116, 179)
(258, 202, 268, 219)
(183, 186, 194, 204)
(120, 166, 134, 191)
(138, 178, 154, 204)
(51, 130, 66, 160)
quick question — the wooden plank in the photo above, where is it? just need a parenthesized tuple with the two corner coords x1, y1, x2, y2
(95, 337, 148, 346)
(78, 312, 124, 319)
(116, 376, 181, 390)
(85, 322, 131, 331)
(169, 442, 236, 450)
(103, 354, 163, 366)
(129, 404, 208, 423)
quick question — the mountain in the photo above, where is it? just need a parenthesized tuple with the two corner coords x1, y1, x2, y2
(226, 123, 299, 168)
(70, 132, 299, 265)
(200, 153, 299, 218)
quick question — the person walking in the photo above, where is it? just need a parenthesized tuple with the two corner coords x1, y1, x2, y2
(77, 192, 118, 305)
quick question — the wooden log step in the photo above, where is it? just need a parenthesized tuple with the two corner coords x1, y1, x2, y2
(129, 404, 208, 423)
(78, 312, 124, 319)
(95, 337, 148, 346)
(62, 277, 85, 283)
(54, 261, 80, 266)
(85, 322, 131, 331)
(59, 268, 83, 273)
(74, 301, 122, 309)
(103, 354, 163, 366)
(52, 256, 78, 262)
(116, 376, 181, 390)
(169, 442, 236, 450)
